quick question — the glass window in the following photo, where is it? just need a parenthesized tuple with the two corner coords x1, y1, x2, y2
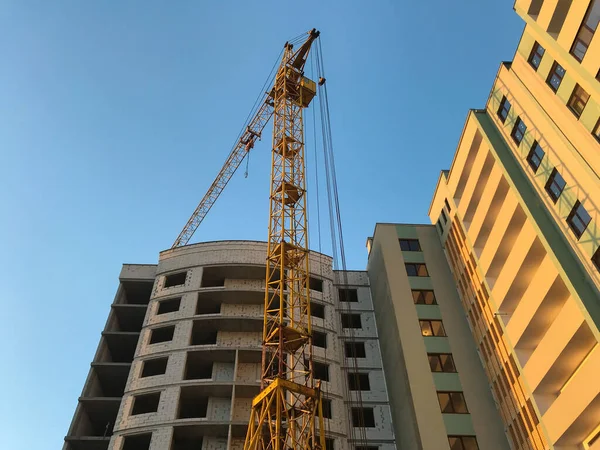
(593, 118, 600, 143)
(511, 117, 527, 145)
(567, 84, 590, 118)
(526, 141, 545, 172)
(545, 168, 566, 203)
(567, 200, 592, 239)
(405, 263, 429, 277)
(570, 0, 600, 62)
(444, 198, 451, 211)
(399, 239, 421, 251)
(428, 353, 456, 372)
(412, 289, 437, 305)
(420, 320, 446, 337)
(528, 41, 545, 69)
(441, 209, 448, 224)
(448, 436, 479, 450)
(437, 392, 469, 413)
(546, 61, 566, 92)
(592, 246, 600, 272)
(497, 96, 511, 123)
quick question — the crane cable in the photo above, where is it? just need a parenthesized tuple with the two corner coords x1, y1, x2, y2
(314, 39, 370, 450)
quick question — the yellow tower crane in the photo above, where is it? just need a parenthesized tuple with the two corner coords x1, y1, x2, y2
(172, 29, 325, 450)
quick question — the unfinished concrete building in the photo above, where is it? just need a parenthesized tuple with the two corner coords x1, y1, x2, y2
(63, 240, 395, 450)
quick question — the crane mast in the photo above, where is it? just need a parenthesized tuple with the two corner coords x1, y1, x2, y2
(244, 29, 325, 450)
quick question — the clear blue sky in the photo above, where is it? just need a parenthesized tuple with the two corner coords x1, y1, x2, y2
(0, 1, 522, 448)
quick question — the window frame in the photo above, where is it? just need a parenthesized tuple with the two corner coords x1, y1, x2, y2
(510, 117, 527, 145)
(448, 435, 479, 450)
(428, 353, 457, 373)
(419, 319, 447, 337)
(566, 200, 592, 239)
(399, 238, 422, 251)
(527, 41, 545, 70)
(593, 118, 600, 143)
(437, 391, 469, 414)
(405, 263, 429, 277)
(412, 289, 437, 305)
(546, 61, 566, 92)
(567, 84, 590, 118)
(526, 140, 545, 173)
(569, 0, 600, 62)
(593, 246, 600, 272)
(545, 168, 566, 203)
(497, 96, 511, 123)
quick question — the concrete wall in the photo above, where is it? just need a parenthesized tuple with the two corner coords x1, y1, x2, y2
(367, 224, 509, 450)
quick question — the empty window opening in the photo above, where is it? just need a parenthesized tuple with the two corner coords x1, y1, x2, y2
(322, 399, 332, 419)
(122, 433, 152, 450)
(399, 239, 421, 251)
(445, 198, 451, 211)
(313, 331, 327, 349)
(339, 288, 358, 302)
(149, 325, 175, 344)
(547, 0, 573, 38)
(420, 320, 446, 337)
(172, 433, 203, 450)
(157, 297, 181, 315)
(345, 341, 366, 358)
(526, 141, 545, 173)
(545, 168, 566, 203)
(528, 42, 545, 70)
(437, 391, 468, 413)
(448, 436, 479, 450)
(190, 322, 217, 346)
(351, 407, 375, 427)
(141, 357, 168, 378)
(120, 280, 154, 305)
(348, 373, 370, 391)
(428, 353, 456, 372)
(313, 361, 330, 381)
(405, 263, 429, 277)
(164, 272, 187, 288)
(184, 353, 213, 380)
(592, 246, 600, 272)
(341, 313, 361, 329)
(593, 118, 600, 143)
(441, 209, 448, 224)
(356, 447, 378, 450)
(567, 200, 592, 239)
(131, 392, 161, 415)
(412, 290, 437, 305)
(324, 438, 334, 450)
(309, 277, 323, 292)
(311, 302, 325, 319)
(177, 388, 208, 418)
(196, 294, 221, 315)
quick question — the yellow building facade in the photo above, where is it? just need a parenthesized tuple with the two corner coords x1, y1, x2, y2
(430, 1, 600, 448)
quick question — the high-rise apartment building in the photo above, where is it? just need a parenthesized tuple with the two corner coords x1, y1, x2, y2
(63, 241, 395, 450)
(428, 1, 600, 448)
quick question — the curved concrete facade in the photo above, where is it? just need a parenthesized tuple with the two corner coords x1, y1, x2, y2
(63, 240, 395, 450)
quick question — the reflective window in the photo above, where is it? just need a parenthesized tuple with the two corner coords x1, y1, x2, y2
(437, 391, 468, 413)
(420, 320, 446, 337)
(528, 41, 545, 69)
(545, 168, 566, 203)
(567, 200, 592, 239)
(593, 118, 600, 143)
(412, 290, 437, 305)
(428, 353, 457, 372)
(448, 436, 479, 450)
(546, 61, 566, 92)
(570, 0, 600, 61)
(567, 84, 590, 118)
(405, 263, 429, 277)
(511, 117, 527, 145)
(497, 96, 511, 123)
(526, 141, 545, 172)
(399, 239, 421, 251)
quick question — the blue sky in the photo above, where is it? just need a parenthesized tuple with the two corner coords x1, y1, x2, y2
(0, 1, 522, 448)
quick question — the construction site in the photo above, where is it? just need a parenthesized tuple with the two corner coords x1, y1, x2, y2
(62, 1, 600, 449)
